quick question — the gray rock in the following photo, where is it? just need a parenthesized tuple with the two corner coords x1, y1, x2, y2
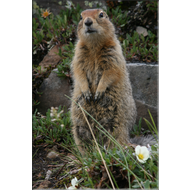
(127, 63, 158, 129)
(36, 68, 71, 115)
(33, 0, 68, 15)
(136, 26, 148, 37)
(33, 0, 107, 15)
(47, 151, 59, 159)
(45, 170, 52, 180)
(127, 63, 158, 107)
(36, 63, 158, 130)
(135, 99, 158, 130)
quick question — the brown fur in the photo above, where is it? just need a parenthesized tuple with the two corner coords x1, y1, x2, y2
(70, 9, 137, 155)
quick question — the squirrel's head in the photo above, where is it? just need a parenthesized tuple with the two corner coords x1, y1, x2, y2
(77, 9, 115, 43)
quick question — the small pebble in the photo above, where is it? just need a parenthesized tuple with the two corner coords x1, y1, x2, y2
(47, 151, 59, 159)
(45, 170, 52, 180)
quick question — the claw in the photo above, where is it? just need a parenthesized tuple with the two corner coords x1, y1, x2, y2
(82, 90, 92, 103)
(90, 94, 93, 101)
(94, 93, 99, 103)
(85, 96, 89, 103)
(96, 96, 100, 103)
(94, 91, 105, 103)
(87, 96, 90, 103)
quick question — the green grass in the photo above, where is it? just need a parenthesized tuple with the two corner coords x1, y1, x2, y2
(32, 1, 158, 65)
(32, 102, 158, 189)
(32, 106, 73, 146)
(122, 31, 158, 62)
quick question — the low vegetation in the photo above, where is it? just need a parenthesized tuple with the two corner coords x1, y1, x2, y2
(32, 0, 158, 76)
(33, 104, 158, 189)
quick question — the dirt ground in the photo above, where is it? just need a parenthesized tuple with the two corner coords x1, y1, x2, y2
(32, 144, 72, 189)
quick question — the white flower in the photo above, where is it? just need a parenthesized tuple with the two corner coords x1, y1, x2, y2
(71, 177, 78, 187)
(135, 145, 150, 163)
(60, 124, 64, 128)
(68, 186, 77, 189)
(67, 177, 78, 189)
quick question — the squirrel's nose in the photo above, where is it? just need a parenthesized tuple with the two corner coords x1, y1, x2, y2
(85, 18, 93, 26)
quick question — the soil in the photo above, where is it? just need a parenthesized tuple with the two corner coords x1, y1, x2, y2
(32, 144, 70, 189)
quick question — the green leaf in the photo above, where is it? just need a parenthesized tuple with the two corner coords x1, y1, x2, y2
(33, 32, 37, 38)
(120, 24, 125, 27)
(148, 109, 158, 133)
(133, 44, 136, 53)
(58, 47, 62, 56)
(141, 34, 145, 42)
(144, 180, 150, 189)
(132, 184, 140, 188)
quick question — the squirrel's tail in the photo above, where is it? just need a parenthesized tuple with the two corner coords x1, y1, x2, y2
(130, 134, 158, 146)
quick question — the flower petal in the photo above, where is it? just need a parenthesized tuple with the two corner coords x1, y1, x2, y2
(71, 177, 78, 186)
(135, 145, 141, 155)
(71, 179, 75, 186)
(68, 186, 77, 189)
(141, 146, 149, 151)
(143, 152, 149, 160)
(141, 147, 150, 159)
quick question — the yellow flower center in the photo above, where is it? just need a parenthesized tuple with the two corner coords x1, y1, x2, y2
(138, 154, 144, 160)
(42, 10, 51, 18)
(43, 11, 49, 17)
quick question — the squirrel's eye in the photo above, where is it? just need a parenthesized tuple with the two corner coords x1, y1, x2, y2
(80, 15, 83, 20)
(99, 12, 104, 18)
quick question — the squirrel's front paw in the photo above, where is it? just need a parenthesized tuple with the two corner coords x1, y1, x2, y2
(94, 91, 105, 103)
(82, 90, 92, 103)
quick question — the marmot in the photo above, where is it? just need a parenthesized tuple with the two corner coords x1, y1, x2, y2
(70, 9, 137, 154)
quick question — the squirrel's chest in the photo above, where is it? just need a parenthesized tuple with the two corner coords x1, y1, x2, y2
(85, 59, 103, 87)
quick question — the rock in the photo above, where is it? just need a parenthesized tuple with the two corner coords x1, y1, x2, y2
(39, 45, 64, 71)
(33, 0, 107, 15)
(45, 170, 52, 180)
(36, 68, 71, 115)
(135, 99, 158, 130)
(36, 63, 158, 130)
(127, 63, 158, 129)
(37, 180, 51, 189)
(127, 63, 158, 107)
(136, 26, 148, 37)
(52, 145, 58, 151)
(47, 151, 59, 159)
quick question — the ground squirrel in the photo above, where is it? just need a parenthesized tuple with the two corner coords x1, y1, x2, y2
(70, 9, 137, 154)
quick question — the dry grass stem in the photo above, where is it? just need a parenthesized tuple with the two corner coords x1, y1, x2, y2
(79, 103, 115, 190)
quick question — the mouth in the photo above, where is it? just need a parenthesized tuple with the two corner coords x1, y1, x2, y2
(85, 27, 97, 34)
(86, 30, 96, 33)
